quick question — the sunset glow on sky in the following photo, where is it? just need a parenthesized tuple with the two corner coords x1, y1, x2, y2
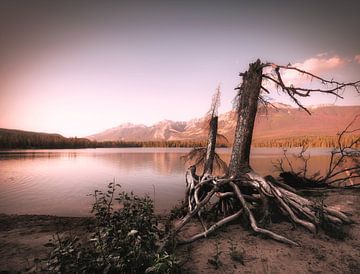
(0, 0, 359, 137)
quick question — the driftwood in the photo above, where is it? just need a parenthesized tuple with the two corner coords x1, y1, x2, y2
(166, 59, 359, 247)
(275, 116, 360, 189)
(179, 164, 353, 246)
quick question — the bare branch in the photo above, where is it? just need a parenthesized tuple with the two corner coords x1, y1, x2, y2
(262, 64, 360, 114)
(322, 115, 360, 184)
(207, 84, 221, 119)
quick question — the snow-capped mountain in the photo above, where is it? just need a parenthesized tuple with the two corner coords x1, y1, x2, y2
(87, 105, 360, 142)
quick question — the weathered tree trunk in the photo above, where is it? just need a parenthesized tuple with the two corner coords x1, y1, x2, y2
(203, 116, 218, 176)
(228, 59, 263, 177)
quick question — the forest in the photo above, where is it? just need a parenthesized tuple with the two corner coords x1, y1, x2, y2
(1, 128, 359, 149)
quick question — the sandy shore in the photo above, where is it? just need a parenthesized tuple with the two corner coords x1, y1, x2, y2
(0, 189, 359, 273)
(0, 215, 93, 273)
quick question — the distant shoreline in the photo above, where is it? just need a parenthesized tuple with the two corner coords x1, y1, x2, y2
(1, 126, 359, 149)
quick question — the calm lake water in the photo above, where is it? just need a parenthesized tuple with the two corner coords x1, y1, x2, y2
(0, 148, 333, 216)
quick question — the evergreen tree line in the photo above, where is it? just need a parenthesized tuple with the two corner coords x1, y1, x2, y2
(0, 130, 209, 149)
(252, 135, 360, 148)
(0, 129, 358, 149)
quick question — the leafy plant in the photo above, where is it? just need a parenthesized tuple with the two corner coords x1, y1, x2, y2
(47, 234, 97, 273)
(145, 252, 180, 273)
(46, 182, 180, 273)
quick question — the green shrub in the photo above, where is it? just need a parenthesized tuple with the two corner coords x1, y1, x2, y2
(46, 182, 180, 273)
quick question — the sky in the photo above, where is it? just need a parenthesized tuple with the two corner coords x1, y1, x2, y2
(0, 0, 359, 137)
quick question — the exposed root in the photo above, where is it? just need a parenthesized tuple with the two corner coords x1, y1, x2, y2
(230, 181, 299, 246)
(178, 210, 243, 244)
(169, 168, 353, 248)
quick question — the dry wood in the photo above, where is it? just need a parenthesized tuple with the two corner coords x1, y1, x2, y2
(167, 59, 357, 249)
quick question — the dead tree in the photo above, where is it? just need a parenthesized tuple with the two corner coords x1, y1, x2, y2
(170, 59, 359, 246)
(182, 86, 227, 212)
(321, 115, 360, 186)
(229, 60, 263, 175)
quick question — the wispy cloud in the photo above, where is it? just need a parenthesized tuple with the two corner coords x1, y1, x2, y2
(354, 55, 360, 64)
(261, 53, 359, 107)
(295, 55, 346, 72)
(281, 54, 347, 84)
(262, 53, 354, 94)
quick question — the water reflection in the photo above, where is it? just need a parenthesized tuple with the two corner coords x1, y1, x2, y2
(0, 148, 333, 216)
(97, 152, 187, 175)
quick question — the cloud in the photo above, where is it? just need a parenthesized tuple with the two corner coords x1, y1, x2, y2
(354, 55, 360, 64)
(261, 53, 358, 106)
(289, 55, 345, 74)
(280, 54, 347, 85)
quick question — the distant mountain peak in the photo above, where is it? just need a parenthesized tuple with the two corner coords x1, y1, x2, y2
(87, 105, 360, 142)
(307, 104, 335, 109)
(270, 102, 293, 109)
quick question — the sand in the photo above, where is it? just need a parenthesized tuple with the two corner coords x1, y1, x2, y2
(0, 189, 359, 273)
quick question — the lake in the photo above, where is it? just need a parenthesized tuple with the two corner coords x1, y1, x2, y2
(0, 147, 333, 216)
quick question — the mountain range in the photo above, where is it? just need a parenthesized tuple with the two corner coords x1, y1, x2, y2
(87, 104, 360, 143)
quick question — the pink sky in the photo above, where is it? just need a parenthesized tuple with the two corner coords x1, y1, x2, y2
(0, 1, 359, 137)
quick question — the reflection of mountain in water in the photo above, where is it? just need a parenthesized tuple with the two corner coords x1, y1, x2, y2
(94, 152, 187, 175)
(0, 148, 341, 217)
(96, 149, 333, 178)
(0, 150, 84, 160)
(0, 149, 334, 178)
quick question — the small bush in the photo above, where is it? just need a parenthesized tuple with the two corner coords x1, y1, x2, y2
(46, 182, 180, 273)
